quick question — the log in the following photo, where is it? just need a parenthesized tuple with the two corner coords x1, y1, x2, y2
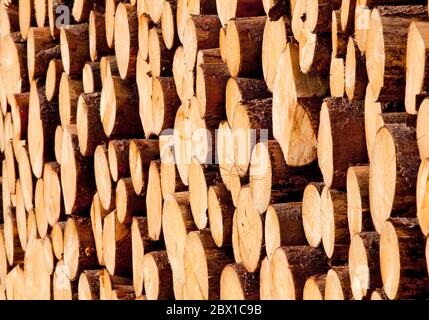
(10, 93, 29, 141)
(184, 230, 234, 300)
(47, 0, 75, 38)
(18, 0, 35, 39)
(3, 207, 25, 265)
(116, 177, 146, 224)
(60, 23, 90, 76)
(370, 123, 420, 233)
(345, 36, 368, 100)
(102, 211, 132, 276)
(318, 97, 367, 189)
(417, 158, 429, 236)
(225, 16, 266, 77)
(78, 269, 102, 300)
(136, 52, 153, 137)
(149, 27, 175, 77)
(152, 77, 180, 136)
(45, 59, 63, 101)
(270, 246, 329, 300)
(332, 11, 347, 58)
(114, 3, 138, 80)
(265, 202, 307, 261)
(160, 0, 177, 50)
(107, 139, 130, 182)
(299, 31, 331, 75)
(99, 268, 132, 299)
(138, 14, 153, 61)
(60, 125, 95, 215)
(172, 46, 185, 101)
(82, 62, 102, 93)
(220, 263, 259, 300)
(104, 0, 120, 48)
(63, 216, 97, 281)
(146, 160, 163, 240)
(380, 218, 429, 299)
(90, 192, 112, 265)
(330, 57, 345, 98)
(146, 0, 165, 23)
(35, 178, 49, 238)
(94, 144, 114, 211)
(142, 250, 174, 300)
(17, 144, 34, 211)
(324, 266, 352, 300)
(259, 256, 271, 300)
(51, 221, 65, 260)
(100, 56, 120, 84)
(89, 10, 111, 62)
(76, 92, 106, 156)
(347, 165, 373, 237)
(27, 26, 60, 80)
(302, 182, 325, 248)
(303, 274, 326, 300)
(349, 232, 381, 300)
(216, 0, 265, 26)
(43, 161, 64, 226)
(59, 73, 83, 127)
(305, 0, 342, 34)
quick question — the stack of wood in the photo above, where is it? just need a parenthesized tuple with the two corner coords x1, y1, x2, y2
(0, 0, 428, 300)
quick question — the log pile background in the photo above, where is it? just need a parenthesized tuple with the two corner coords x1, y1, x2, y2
(0, 0, 429, 300)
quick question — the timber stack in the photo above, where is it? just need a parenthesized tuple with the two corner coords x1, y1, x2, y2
(0, 0, 428, 300)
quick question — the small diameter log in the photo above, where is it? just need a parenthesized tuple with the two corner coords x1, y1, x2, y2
(89, 10, 111, 62)
(138, 14, 152, 61)
(220, 263, 259, 300)
(259, 257, 271, 300)
(347, 165, 373, 237)
(90, 192, 112, 265)
(216, 0, 265, 26)
(108, 139, 130, 182)
(305, 0, 343, 34)
(104, 0, 120, 49)
(99, 268, 133, 299)
(59, 73, 84, 127)
(330, 57, 345, 97)
(320, 187, 349, 259)
(53, 260, 75, 300)
(60, 23, 90, 76)
(100, 75, 142, 137)
(249, 140, 321, 214)
(143, 250, 174, 300)
(82, 62, 102, 93)
(116, 177, 146, 224)
(417, 158, 429, 236)
(72, 0, 96, 22)
(60, 125, 95, 215)
(63, 216, 98, 281)
(226, 16, 266, 77)
(380, 218, 429, 300)
(332, 10, 348, 58)
(0, 230, 6, 288)
(94, 144, 114, 211)
(102, 211, 132, 276)
(184, 230, 234, 300)
(145, 0, 165, 23)
(162, 192, 197, 299)
(47, 0, 75, 38)
(207, 183, 234, 248)
(51, 221, 65, 260)
(100, 56, 120, 83)
(405, 21, 429, 115)
(146, 161, 163, 240)
(129, 139, 160, 195)
(417, 99, 429, 161)
(28, 79, 59, 178)
(45, 59, 64, 101)
(302, 182, 325, 248)
(369, 124, 420, 233)
(27, 26, 60, 80)
(78, 269, 102, 300)
(152, 77, 180, 136)
(345, 37, 368, 100)
(161, 0, 177, 50)
(270, 246, 329, 300)
(324, 266, 352, 300)
(4, 142, 17, 196)
(4, 207, 25, 266)
(149, 27, 175, 77)
(299, 30, 331, 75)
(318, 97, 367, 189)
(136, 52, 153, 137)
(0, 2, 19, 37)
(114, 4, 138, 80)
(303, 274, 326, 300)
(172, 46, 185, 101)
(235, 187, 264, 273)
(0, 32, 28, 103)
(17, 144, 35, 211)
(196, 49, 229, 122)
(262, 16, 289, 91)
(183, 15, 221, 71)
(76, 92, 106, 156)
(43, 162, 64, 226)
(265, 203, 307, 261)
(35, 178, 49, 238)
(10, 93, 29, 141)
(349, 232, 381, 300)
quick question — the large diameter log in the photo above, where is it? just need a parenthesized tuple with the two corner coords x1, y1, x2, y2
(265, 203, 307, 261)
(27, 27, 60, 80)
(76, 92, 106, 156)
(63, 216, 97, 281)
(59, 73, 83, 127)
(207, 183, 234, 248)
(183, 15, 221, 71)
(100, 75, 143, 137)
(143, 250, 174, 300)
(94, 144, 114, 211)
(43, 161, 64, 226)
(216, 0, 265, 26)
(103, 211, 132, 276)
(60, 125, 95, 215)
(380, 218, 429, 300)
(220, 263, 259, 300)
(162, 192, 197, 299)
(184, 230, 234, 300)
(318, 97, 367, 189)
(270, 246, 329, 300)
(349, 232, 381, 300)
(60, 23, 90, 76)
(226, 16, 266, 77)
(302, 182, 324, 248)
(114, 4, 138, 80)
(347, 165, 372, 237)
(89, 10, 111, 62)
(369, 124, 419, 233)
(28, 79, 59, 178)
